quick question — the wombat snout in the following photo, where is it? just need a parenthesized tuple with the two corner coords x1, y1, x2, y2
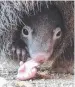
(31, 53, 50, 63)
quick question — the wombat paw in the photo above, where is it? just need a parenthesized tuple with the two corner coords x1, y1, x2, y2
(11, 46, 27, 62)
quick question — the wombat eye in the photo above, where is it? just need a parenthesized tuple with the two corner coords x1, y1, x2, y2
(53, 27, 62, 40)
(22, 26, 32, 37)
(56, 31, 61, 36)
(23, 29, 28, 35)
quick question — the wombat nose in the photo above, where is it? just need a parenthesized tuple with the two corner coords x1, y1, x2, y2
(33, 54, 47, 63)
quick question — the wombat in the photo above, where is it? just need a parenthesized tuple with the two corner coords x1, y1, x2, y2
(21, 5, 64, 62)
(12, 2, 74, 74)
(0, 1, 74, 78)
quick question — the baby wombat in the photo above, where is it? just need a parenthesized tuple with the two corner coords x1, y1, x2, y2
(12, 4, 74, 74)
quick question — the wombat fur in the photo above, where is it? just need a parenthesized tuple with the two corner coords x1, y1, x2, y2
(0, 1, 74, 78)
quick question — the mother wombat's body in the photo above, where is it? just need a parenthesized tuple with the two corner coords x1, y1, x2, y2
(0, 1, 74, 76)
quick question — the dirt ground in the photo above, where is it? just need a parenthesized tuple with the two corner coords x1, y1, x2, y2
(0, 58, 74, 87)
(0, 71, 74, 87)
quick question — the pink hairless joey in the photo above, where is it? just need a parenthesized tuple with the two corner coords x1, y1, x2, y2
(16, 54, 48, 80)
(17, 60, 40, 80)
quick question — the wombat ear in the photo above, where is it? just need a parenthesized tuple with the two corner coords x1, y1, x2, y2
(53, 27, 62, 40)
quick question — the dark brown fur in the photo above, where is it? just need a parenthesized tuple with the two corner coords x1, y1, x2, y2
(0, 1, 74, 76)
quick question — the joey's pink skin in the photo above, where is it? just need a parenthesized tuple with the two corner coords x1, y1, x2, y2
(16, 54, 48, 80)
(17, 60, 39, 80)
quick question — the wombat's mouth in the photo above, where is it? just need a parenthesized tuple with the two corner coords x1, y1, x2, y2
(33, 55, 48, 64)
(30, 51, 53, 63)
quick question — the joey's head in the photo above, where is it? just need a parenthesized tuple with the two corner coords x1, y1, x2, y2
(21, 6, 64, 63)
